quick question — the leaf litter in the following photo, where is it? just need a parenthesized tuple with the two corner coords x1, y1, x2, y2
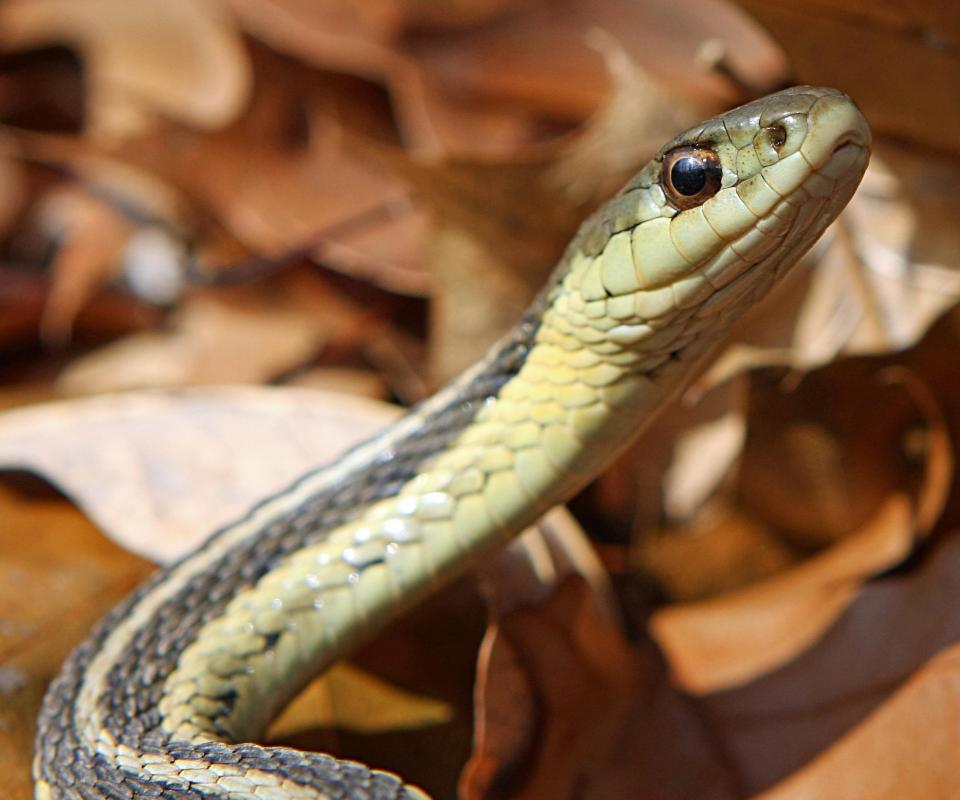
(0, 1, 959, 798)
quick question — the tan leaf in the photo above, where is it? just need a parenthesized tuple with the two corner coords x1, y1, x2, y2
(480, 507, 622, 626)
(661, 378, 748, 521)
(385, 39, 699, 380)
(267, 662, 452, 739)
(289, 366, 390, 401)
(223, 0, 786, 157)
(403, 0, 787, 150)
(689, 531, 960, 794)
(547, 30, 699, 205)
(636, 504, 798, 603)
(6, 103, 429, 296)
(0, 0, 250, 139)
(0, 386, 400, 562)
(650, 362, 953, 692)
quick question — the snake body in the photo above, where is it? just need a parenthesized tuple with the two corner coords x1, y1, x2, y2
(35, 86, 870, 800)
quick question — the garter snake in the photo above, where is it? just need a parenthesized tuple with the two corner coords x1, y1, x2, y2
(34, 86, 871, 800)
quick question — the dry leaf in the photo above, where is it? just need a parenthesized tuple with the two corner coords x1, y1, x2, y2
(546, 30, 698, 205)
(387, 38, 700, 380)
(0, 137, 25, 240)
(478, 507, 620, 623)
(119, 89, 428, 295)
(268, 662, 452, 739)
(36, 185, 134, 342)
(404, 0, 786, 149)
(223, 0, 786, 157)
(636, 504, 798, 602)
(699, 531, 960, 795)
(0, 480, 154, 798)
(662, 378, 748, 520)
(462, 575, 745, 800)
(651, 495, 920, 694)
(649, 362, 952, 693)
(758, 643, 960, 800)
(56, 266, 375, 394)
(0, 0, 250, 139)
(463, 509, 632, 798)
(460, 577, 639, 800)
(289, 366, 390, 400)
(0, 386, 400, 562)
(738, 361, 943, 545)
(734, 0, 960, 155)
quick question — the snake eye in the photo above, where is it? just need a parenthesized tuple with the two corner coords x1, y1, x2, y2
(662, 147, 723, 210)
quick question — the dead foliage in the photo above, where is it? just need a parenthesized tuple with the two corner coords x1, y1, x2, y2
(1, 1, 959, 798)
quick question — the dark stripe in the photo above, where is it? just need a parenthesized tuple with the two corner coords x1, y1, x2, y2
(35, 295, 549, 800)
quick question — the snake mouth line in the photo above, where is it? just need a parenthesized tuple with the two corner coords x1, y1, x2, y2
(831, 137, 867, 158)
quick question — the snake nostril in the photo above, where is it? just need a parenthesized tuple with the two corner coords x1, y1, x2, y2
(767, 124, 787, 150)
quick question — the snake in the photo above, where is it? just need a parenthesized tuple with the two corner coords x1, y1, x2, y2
(34, 85, 870, 800)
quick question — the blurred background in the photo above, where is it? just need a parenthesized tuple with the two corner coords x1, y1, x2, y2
(0, 1, 959, 799)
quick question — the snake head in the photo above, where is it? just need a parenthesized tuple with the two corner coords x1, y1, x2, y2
(551, 86, 871, 357)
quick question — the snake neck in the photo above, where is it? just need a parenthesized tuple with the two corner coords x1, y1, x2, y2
(153, 241, 723, 744)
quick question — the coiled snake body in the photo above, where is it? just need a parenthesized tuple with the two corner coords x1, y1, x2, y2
(35, 86, 871, 800)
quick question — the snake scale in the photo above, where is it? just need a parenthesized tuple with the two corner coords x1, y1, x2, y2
(34, 86, 870, 800)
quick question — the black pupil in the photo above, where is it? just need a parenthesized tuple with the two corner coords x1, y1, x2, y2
(671, 157, 707, 196)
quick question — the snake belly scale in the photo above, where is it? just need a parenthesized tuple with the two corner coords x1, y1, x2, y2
(34, 86, 871, 800)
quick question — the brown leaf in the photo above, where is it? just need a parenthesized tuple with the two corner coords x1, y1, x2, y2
(461, 577, 639, 800)
(649, 360, 952, 693)
(478, 507, 620, 623)
(759, 642, 960, 799)
(661, 377, 748, 521)
(463, 508, 635, 798)
(732, 0, 960, 156)
(36, 185, 135, 342)
(0, 0, 250, 139)
(289, 366, 390, 401)
(57, 265, 377, 393)
(463, 575, 743, 800)
(0, 135, 25, 240)
(0, 479, 154, 798)
(698, 531, 960, 795)
(404, 0, 787, 149)
(223, 0, 786, 157)
(122, 101, 428, 295)
(381, 40, 700, 381)
(738, 360, 942, 546)
(636, 504, 798, 603)
(651, 495, 919, 694)
(546, 30, 699, 205)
